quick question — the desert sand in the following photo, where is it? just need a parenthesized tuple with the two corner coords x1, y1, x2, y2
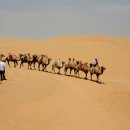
(0, 35, 130, 130)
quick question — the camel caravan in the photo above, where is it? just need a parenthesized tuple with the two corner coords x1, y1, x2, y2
(0, 53, 106, 83)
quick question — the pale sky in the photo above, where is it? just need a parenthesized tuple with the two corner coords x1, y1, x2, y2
(0, 0, 130, 39)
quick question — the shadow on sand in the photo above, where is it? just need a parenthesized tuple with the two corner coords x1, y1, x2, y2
(40, 70, 105, 85)
(19, 67, 105, 85)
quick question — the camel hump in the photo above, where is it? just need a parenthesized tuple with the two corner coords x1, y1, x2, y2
(33, 54, 37, 56)
(84, 62, 88, 66)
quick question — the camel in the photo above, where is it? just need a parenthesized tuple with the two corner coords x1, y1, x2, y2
(19, 54, 28, 68)
(52, 59, 65, 74)
(64, 58, 79, 76)
(37, 55, 52, 71)
(19, 53, 34, 69)
(75, 61, 90, 79)
(6, 53, 20, 67)
(89, 65, 106, 83)
(32, 54, 38, 70)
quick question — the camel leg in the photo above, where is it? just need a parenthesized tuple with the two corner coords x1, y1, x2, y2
(42, 64, 44, 71)
(7, 60, 11, 67)
(19, 64, 21, 68)
(16, 61, 18, 66)
(53, 68, 55, 72)
(74, 69, 79, 77)
(90, 73, 93, 80)
(96, 75, 100, 83)
(58, 68, 60, 74)
(20, 61, 23, 68)
(38, 64, 40, 71)
(64, 68, 67, 74)
(85, 72, 88, 79)
(77, 70, 80, 77)
(29, 62, 32, 69)
(33, 62, 36, 70)
(74, 69, 77, 76)
(28, 63, 30, 69)
(52, 65, 55, 72)
(44, 65, 47, 71)
(15, 61, 18, 68)
(44, 65, 48, 71)
(14, 61, 16, 68)
(28, 62, 32, 69)
(70, 69, 72, 75)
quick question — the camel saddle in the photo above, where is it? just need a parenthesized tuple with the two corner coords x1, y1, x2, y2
(8, 54, 13, 60)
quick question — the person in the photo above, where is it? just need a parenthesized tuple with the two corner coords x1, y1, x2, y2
(92, 58, 98, 67)
(0, 58, 6, 81)
(8, 52, 12, 60)
(68, 58, 71, 65)
(28, 53, 31, 58)
(57, 59, 62, 67)
(72, 58, 76, 66)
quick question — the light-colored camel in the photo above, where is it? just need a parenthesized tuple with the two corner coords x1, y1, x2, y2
(64, 58, 79, 76)
(52, 59, 65, 74)
(6, 53, 21, 67)
(89, 65, 106, 83)
(37, 55, 52, 71)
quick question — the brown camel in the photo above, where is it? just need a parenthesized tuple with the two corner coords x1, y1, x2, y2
(6, 53, 20, 67)
(32, 54, 38, 70)
(75, 61, 90, 79)
(19, 54, 28, 68)
(52, 59, 65, 74)
(89, 65, 106, 83)
(38, 55, 52, 71)
(19, 54, 38, 69)
(20, 53, 34, 69)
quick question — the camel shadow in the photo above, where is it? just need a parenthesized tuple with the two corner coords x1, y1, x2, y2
(22, 68, 105, 85)
(40, 70, 105, 84)
(63, 74, 85, 80)
(90, 79, 105, 85)
(42, 70, 63, 76)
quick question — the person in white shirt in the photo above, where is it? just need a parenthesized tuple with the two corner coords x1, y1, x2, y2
(92, 58, 98, 67)
(0, 59, 6, 81)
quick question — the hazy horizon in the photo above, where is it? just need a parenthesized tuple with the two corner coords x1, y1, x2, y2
(0, 0, 130, 39)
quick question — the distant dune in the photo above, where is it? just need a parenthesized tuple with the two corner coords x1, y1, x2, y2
(0, 35, 130, 130)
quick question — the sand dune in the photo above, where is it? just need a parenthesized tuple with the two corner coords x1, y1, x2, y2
(0, 35, 130, 130)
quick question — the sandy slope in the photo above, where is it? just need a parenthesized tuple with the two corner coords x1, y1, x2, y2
(0, 36, 130, 130)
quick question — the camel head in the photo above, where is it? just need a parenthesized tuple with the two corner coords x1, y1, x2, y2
(19, 54, 25, 59)
(0, 54, 5, 57)
(33, 54, 38, 61)
(33, 54, 37, 58)
(49, 58, 52, 61)
(101, 66, 106, 74)
(61, 61, 65, 67)
(62, 61, 65, 65)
